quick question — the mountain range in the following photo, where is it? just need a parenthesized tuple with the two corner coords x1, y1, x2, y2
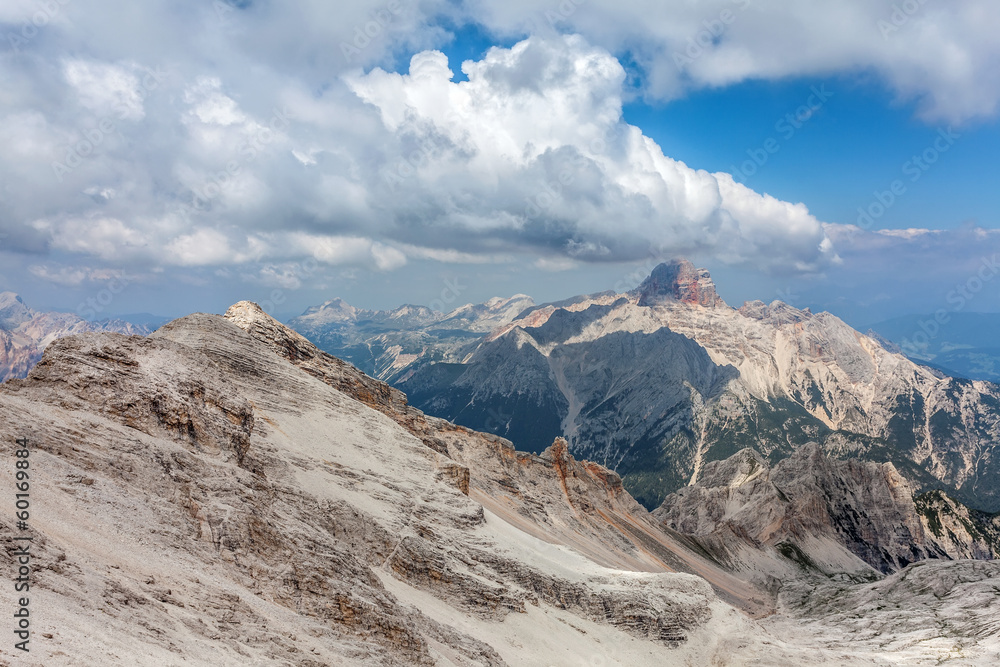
(290, 260, 1000, 515)
(0, 291, 150, 382)
(3, 301, 998, 665)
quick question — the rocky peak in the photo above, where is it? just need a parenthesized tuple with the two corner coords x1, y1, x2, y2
(0, 291, 34, 329)
(636, 260, 725, 308)
(738, 299, 812, 324)
(698, 448, 769, 488)
(225, 300, 319, 361)
(297, 297, 359, 323)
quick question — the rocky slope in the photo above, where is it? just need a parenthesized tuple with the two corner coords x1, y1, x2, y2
(0, 302, 762, 665)
(0, 292, 149, 382)
(303, 261, 1000, 512)
(654, 446, 1000, 584)
(3, 302, 998, 665)
(767, 559, 1000, 664)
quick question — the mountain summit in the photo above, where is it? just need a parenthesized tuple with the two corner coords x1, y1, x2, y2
(636, 260, 725, 308)
(291, 259, 1000, 515)
(0, 291, 34, 329)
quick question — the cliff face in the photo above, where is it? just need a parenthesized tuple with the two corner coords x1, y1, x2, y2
(655, 445, 1000, 581)
(636, 259, 725, 308)
(914, 490, 1000, 560)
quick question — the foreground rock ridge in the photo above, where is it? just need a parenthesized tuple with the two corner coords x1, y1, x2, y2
(2, 301, 998, 665)
(291, 259, 1000, 514)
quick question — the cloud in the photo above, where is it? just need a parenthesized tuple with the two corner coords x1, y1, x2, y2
(2, 15, 839, 283)
(348, 36, 835, 271)
(466, 0, 1000, 124)
(2, 0, 997, 314)
(63, 59, 146, 121)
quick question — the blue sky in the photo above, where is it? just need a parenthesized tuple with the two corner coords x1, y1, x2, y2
(434, 22, 1000, 235)
(2, 0, 1000, 327)
(627, 79, 1000, 234)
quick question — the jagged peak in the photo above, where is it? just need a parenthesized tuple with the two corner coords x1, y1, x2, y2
(539, 436, 572, 464)
(635, 259, 725, 308)
(225, 300, 279, 327)
(0, 291, 35, 329)
(738, 299, 813, 322)
(224, 301, 320, 359)
(0, 291, 25, 305)
(697, 447, 770, 489)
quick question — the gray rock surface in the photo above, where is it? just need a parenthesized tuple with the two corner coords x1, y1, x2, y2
(654, 445, 1000, 581)
(4, 300, 996, 665)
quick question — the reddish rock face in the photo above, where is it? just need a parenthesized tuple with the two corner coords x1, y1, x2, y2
(637, 260, 725, 308)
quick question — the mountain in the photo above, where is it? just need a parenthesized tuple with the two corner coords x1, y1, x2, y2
(3, 301, 998, 664)
(288, 294, 535, 382)
(0, 291, 151, 382)
(655, 445, 1000, 584)
(867, 312, 1000, 383)
(291, 261, 1000, 513)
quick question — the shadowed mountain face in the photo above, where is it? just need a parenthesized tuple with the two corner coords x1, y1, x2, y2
(401, 306, 739, 508)
(3, 301, 999, 664)
(291, 260, 1000, 512)
(0, 291, 150, 382)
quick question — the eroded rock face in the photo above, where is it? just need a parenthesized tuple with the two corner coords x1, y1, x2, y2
(914, 490, 1000, 560)
(654, 445, 1000, 580)
(4, 334, 255, 467)
(636, 259, 725, 308)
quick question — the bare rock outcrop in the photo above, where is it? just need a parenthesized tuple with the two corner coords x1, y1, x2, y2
(654, 444, 1000, 583)
(914, 490, 1000, 560)
(636, 258, 726, 308)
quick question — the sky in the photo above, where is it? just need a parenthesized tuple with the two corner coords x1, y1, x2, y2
(1, 0, 999, 328)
